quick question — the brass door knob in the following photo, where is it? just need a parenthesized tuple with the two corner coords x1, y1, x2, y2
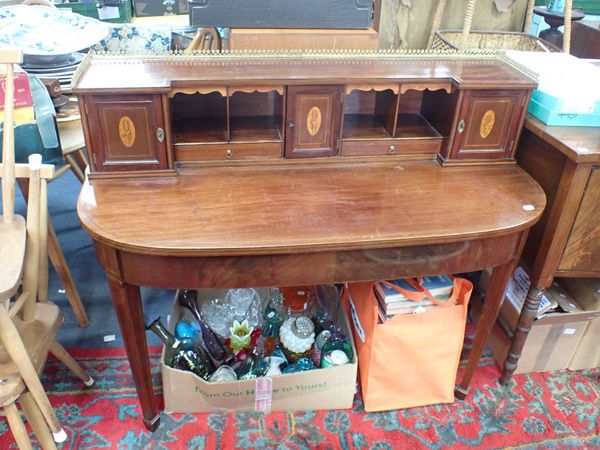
(156, 127, 165, 142)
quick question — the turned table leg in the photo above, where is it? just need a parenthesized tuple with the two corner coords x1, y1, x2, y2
(500, 286, 545, 384)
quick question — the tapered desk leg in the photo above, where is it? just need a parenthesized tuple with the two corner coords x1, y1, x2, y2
(500, 286, 544, 384)
(455, 231, 528, 400)
(107, 276, 160, 431)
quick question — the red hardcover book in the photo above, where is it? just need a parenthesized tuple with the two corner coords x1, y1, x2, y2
(0, 67, 33, 110)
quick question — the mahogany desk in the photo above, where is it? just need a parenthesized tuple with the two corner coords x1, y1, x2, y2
(72, 52, 544, 429)
(77, 161, 545, 430)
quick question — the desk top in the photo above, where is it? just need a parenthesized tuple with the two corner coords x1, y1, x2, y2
(525, 115, 600, 163)
(72, 53, 536, 92)
(77, 161, 545, 256)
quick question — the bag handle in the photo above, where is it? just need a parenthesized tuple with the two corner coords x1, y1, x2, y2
(377, 277, 458, 307)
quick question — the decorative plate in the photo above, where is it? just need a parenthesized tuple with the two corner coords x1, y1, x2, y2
(0, 6, 109, 56)
(22, 52, 85, 70)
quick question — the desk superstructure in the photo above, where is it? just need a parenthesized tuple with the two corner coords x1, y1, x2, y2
(73, 52, 536, 175)
(73, 52, 545, 430)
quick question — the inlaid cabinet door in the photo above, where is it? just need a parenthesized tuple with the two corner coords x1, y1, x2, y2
(84, 94, 168, 172)
(449, 89, 528, 161)
(285, 85, 343, 158)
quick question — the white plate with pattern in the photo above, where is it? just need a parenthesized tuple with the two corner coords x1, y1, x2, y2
(0, 6, 109, 57)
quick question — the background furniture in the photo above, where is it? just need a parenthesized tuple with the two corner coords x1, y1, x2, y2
(429, 0, 544, 50)
(571, 20, 600, 58)
(500, 114, 600, 382)
(228, 28, 379, 50)
(0, 48, 92, 449)
(187, 0, 374, 30)
(533, 5, 585, 50)
(185, 28, 222, 52)
(57, 116, 87, 184)
(3, 79, 90, 327)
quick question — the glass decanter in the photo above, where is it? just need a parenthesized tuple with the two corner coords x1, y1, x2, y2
(178, 289, 228, 363)
(146, 317, 213, 380)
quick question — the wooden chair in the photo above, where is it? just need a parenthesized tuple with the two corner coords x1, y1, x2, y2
(1, 47, 94, 449)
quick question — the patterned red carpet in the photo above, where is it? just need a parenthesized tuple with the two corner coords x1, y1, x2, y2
(0, 345, 598, 450)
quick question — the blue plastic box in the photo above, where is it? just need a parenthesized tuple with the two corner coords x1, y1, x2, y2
(528, 98, 600, 127)
(531, 89, 600, 115)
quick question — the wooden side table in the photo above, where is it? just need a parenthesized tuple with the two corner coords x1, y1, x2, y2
(501, 115, 600, 383)
(533, 6, 585, 49)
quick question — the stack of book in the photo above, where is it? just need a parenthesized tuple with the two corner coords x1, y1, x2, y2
(1, 66, 34, 126)
(374, 275, 454, 322)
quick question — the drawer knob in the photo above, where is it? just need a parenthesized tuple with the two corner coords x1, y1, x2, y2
(156, 127, 165, 143)
(457, 120, 465, 134)
(388, 145, 396, 154)
(225, 148, 234, 159)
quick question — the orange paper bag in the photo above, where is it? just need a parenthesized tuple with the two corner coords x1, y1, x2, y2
(342, 278, 473, 412)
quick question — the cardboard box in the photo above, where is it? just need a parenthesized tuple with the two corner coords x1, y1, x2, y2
(560, 278, 600, 370)
(162, 287, 357, 413)
(472, 271, 600, 374)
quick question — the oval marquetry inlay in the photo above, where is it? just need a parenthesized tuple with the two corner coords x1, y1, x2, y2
(479, 110, 495, 139)
(118, 116, 136, 148)
(306, 106, 322, 136)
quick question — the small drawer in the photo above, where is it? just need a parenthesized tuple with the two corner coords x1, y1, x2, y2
(174, 142, 282, 162)
(341, 138, 442, 157)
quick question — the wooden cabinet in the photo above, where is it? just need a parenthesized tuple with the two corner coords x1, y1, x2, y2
(84, 94, 169, 173)
(284, 85, 343, 158)
(492, 116, 600, 383)
(558, 167, 600, 272)
(517, 122, 600, 281)
(446, 89, 528, 163)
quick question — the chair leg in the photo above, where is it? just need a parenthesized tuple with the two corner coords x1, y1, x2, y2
(0, 308, 65, 441)
(63, 150, 86, 184)
(16, 179, 89, 327)
(4, 403, 33, 450)
(38, 178, 48, 303)
(49, 340, 94, 387)
(47, 224, 89, 327)
(20, 392, 57, 450)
